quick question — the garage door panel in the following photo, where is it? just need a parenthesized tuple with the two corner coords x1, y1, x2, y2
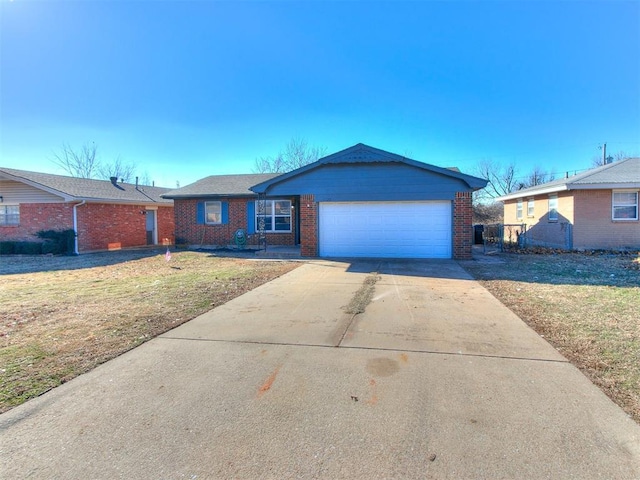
(319, 202, 452, 258)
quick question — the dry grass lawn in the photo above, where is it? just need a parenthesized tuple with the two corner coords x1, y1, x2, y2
(0, 250, 299, 413)
(461, 250, 640, 424)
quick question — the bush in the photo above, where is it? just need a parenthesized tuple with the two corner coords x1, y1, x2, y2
(14, 242, 44, 255)
(36, 229, 76, 255)
(0, 241, 18, 254)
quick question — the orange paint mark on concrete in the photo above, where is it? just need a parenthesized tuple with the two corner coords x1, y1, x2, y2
(367, 378, 378, 405)
(399, 353, 409, 364)
(258, 366, 280, 397)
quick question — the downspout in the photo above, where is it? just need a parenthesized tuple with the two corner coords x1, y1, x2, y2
(73, 200, 86, 255)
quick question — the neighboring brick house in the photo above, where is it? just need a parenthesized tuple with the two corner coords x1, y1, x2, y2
(163, 143, 487, 259)
(0, 168, 175, 253)
(496, 158, 640, 250)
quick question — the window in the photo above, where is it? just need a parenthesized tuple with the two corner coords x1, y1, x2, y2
(548, 195, 558, 222)
(516, 199, 523, 219)
(205, 201, 222, 224)
(0, 205, 19, 226)
(256, 199, 291, 232)
(527, 198, 535, 217)
(612, 191, 638, 221)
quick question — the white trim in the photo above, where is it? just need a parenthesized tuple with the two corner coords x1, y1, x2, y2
(255, 199, 292, 233)
(145, 207, 159, 244)
(73, 201, 85, 254)
(497, 185, 568, 202)
(548, 194, 558, 222)
(611, 190, 638, 221)
(0, 204, 20, 226)
(516, 198, 523, 220)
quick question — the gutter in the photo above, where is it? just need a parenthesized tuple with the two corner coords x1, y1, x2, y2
(72, 200, 85, 255)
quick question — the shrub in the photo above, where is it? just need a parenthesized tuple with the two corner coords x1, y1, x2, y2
(14, 242, 44, 255)
(36, 229, 76, 255)
(0, 241, 18, 254)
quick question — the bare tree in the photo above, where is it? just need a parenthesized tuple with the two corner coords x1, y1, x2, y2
(473, 201, 503, 224)
(52, 142, 147, 183)
(474, 158, 519, 200)
(52, 142, 100, 178)
(98, 155, 137, 183)
(519, 166, 555, 189)
(139, 171, 153, 186)
(253, 138, 327, 173)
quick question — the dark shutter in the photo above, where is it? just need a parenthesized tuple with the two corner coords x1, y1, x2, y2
(196, 202, 205, 225)
(246, 201, 255, 234)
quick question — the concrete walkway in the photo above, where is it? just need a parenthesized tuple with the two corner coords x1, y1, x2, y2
(1, 259, 639, 479)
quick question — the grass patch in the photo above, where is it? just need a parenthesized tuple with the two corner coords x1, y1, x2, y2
(461, 251, 640, 423)
(0, 250, 299, 412)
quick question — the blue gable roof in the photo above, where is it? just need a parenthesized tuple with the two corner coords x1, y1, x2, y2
(250, 143, 487, 201)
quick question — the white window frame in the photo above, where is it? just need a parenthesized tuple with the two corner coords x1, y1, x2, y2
(527, 198, 535, 217)
(516, 198, 523, 220)
(204, 201, 222, 225)
(0, 204, 19, 226)
(612, 190, 638, 221)
(548, 194, 558, 222)
(255, 199, 292, 233)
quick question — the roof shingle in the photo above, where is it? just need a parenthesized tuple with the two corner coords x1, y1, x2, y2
(0, 167, 173, 204)
(162, 173, 279, 198)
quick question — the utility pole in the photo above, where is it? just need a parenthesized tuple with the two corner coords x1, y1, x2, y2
(602, 142, 607, 165)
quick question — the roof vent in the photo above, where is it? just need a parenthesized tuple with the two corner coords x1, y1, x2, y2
(110, 176, 118, 185)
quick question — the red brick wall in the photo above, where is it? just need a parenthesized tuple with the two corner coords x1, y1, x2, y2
(0, 203, 74, 242)
(300, 194, 317, 257)
(0, 202, 175, 252)
(157, 207, 175, 246)
(173, 198, 296, 247)
(453, 192, 473, 259)
(76, 203, 175, 252)
(573, 189, 640, 250)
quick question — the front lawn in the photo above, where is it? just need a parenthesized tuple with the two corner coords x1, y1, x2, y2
(461, 251, 640, 423)
(0, 250, 299, 413)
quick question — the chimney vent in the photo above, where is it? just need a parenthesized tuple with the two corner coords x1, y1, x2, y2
(110, 176, 118, 185)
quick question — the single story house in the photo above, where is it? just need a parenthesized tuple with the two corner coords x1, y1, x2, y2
(496, 158, 640, 250)
(163, 143, 487, 259)
(0, 168, 175, 253)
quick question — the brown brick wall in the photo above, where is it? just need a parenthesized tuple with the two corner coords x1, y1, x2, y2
(503, 193, 574, 249)
(505, 190, 639, 250)
(173, 198, 296, 248)
(156, 207, 175, 246)
(0, 202, 175, 252)
(76, 203, 175, 252)
(453, 192, 473, 259)
(300, 194, 317, 257)
(0, 203, 74, 242)
(573, 189, 640, 250)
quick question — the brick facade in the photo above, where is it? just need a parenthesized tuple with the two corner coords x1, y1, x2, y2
(300, 194, 317, 257)
(453, 192, 473, 259)
(173, 197, 297, 248)
(504, 189, 639, 250)
(0, 202, 174, 252)
(0, 203, 74, 242)
(75, 203, 175, 252)
(573, 189, 640, 250)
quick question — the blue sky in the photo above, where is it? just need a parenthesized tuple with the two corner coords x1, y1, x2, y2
(1, 0, 639, 188)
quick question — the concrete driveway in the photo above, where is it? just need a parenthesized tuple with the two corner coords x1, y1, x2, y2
(1, 259, 639, 479)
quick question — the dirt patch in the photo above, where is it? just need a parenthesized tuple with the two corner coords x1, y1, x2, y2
(0, 250, 299, 413)
(345, 274, 379, 315)
(461, 251, 640, 423)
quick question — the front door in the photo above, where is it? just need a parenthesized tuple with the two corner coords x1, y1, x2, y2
(146, 210, 156, 245)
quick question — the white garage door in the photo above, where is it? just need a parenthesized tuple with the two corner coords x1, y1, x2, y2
(319, 201, 452, 258)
